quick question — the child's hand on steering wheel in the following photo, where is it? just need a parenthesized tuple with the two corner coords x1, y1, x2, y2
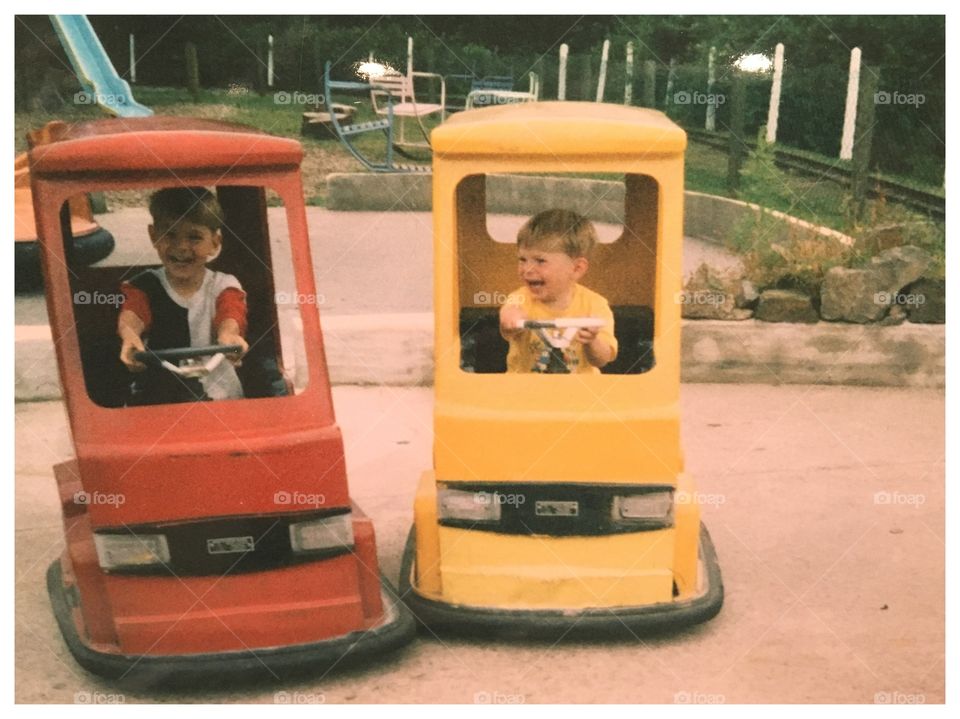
(575, 324, 600, 345)
(217, 330, 249, 366)
(120, 335, 148, 372)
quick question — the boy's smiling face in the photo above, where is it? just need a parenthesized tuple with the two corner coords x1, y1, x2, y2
(149, 217, 221, 283)
(517, 239, 588, 307)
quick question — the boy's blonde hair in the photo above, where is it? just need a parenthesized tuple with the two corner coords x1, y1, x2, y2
(517, 209, 598, 259)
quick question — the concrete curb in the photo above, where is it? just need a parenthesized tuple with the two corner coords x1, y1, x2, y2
(326, 173, 856, 250)
(15, 315, 944, 402)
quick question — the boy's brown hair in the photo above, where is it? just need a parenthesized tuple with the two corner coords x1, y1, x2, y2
(517, 209, 598, 259)
(149, 187, 225, 231)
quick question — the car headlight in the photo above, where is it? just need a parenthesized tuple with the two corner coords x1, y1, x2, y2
(289, 513, 354, 553)
(94, 533, 171, 571)
(612, 491, 674, 522)
(437, 486, 501, 522)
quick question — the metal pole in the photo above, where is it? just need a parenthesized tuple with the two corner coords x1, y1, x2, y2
(766, 43, 785, 144)
(558, 43, 568, 100)
(839, 47, 861, 160)
(624, 42, 634, 105)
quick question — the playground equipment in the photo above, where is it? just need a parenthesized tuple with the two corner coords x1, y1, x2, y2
(323, 62, 430, 173)
(31, 117, 414, 682)
(49, 15, 152, 117)
(17, 15, 153, 289)
(368, 37, 446, 149)
(15, 129, 113, 290)
(401, 102, 724, 638)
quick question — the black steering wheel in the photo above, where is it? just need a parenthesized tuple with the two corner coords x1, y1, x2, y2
(133, 344, 243, 369)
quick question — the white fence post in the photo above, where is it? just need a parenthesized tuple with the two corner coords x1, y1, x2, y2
(267, 35, 274, 88)
(558, 43, 568, 100)
(129, 34, 136, 83)
(705, 46, 716, 130)
(624, 42, 634, 105)
(596, 39, 610, 102)
(840, 47, 861, 160)
(765, 43, 785, 144)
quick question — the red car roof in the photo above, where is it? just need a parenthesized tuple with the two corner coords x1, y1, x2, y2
(28, 117, 303, 176)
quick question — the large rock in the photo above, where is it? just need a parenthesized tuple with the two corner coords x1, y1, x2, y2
(820, 246, 933, 323)
(679, 264, 752, 320)
(820, 267, 886, 322)
(755, 289, 819, 323)
(869, 245, 932, 292)
(905, 278, 946, 324)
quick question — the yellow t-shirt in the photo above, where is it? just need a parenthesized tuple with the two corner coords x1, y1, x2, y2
(505, 284, 618, 374)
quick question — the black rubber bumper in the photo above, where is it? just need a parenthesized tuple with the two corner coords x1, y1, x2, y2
(15, 227, 115, 292)
(47, 561, 416, 686)
(399, 523, 724, 640)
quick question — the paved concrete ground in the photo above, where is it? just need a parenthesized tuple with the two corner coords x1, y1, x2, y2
(15, 384, 944, 703)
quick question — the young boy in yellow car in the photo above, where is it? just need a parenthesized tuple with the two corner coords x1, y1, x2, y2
(499, 209, 617, 374)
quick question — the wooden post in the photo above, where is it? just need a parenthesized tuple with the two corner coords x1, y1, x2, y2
(596, 39, 610, 102)
(129, 34, 136, 83)
(705, 46, 716, 131)
(703, 47, 717, 132)
(624, 42, 634, 105)
(185, 42, 200, 102)
(727, 71, 746, 194)
(558, 43, 568, 100)
(534, 56, 546, 99)
(765, 43, 785, 144)
(851, 64, 879, 220)
(579, 54, 593, 102)
(840, 47, 861, 160)
(267, 35, 274, 88)
(642, 60, 656, 107)
(254, 38, 266, 95)
(664, 58, 676, 107)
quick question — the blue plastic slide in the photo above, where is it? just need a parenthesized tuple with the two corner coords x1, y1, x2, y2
(50, 15, 152, 118)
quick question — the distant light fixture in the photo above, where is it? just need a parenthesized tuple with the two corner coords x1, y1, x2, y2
(735, 53, 773, 74)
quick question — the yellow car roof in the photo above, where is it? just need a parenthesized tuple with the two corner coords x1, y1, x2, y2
(432, 101, 686, 158)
